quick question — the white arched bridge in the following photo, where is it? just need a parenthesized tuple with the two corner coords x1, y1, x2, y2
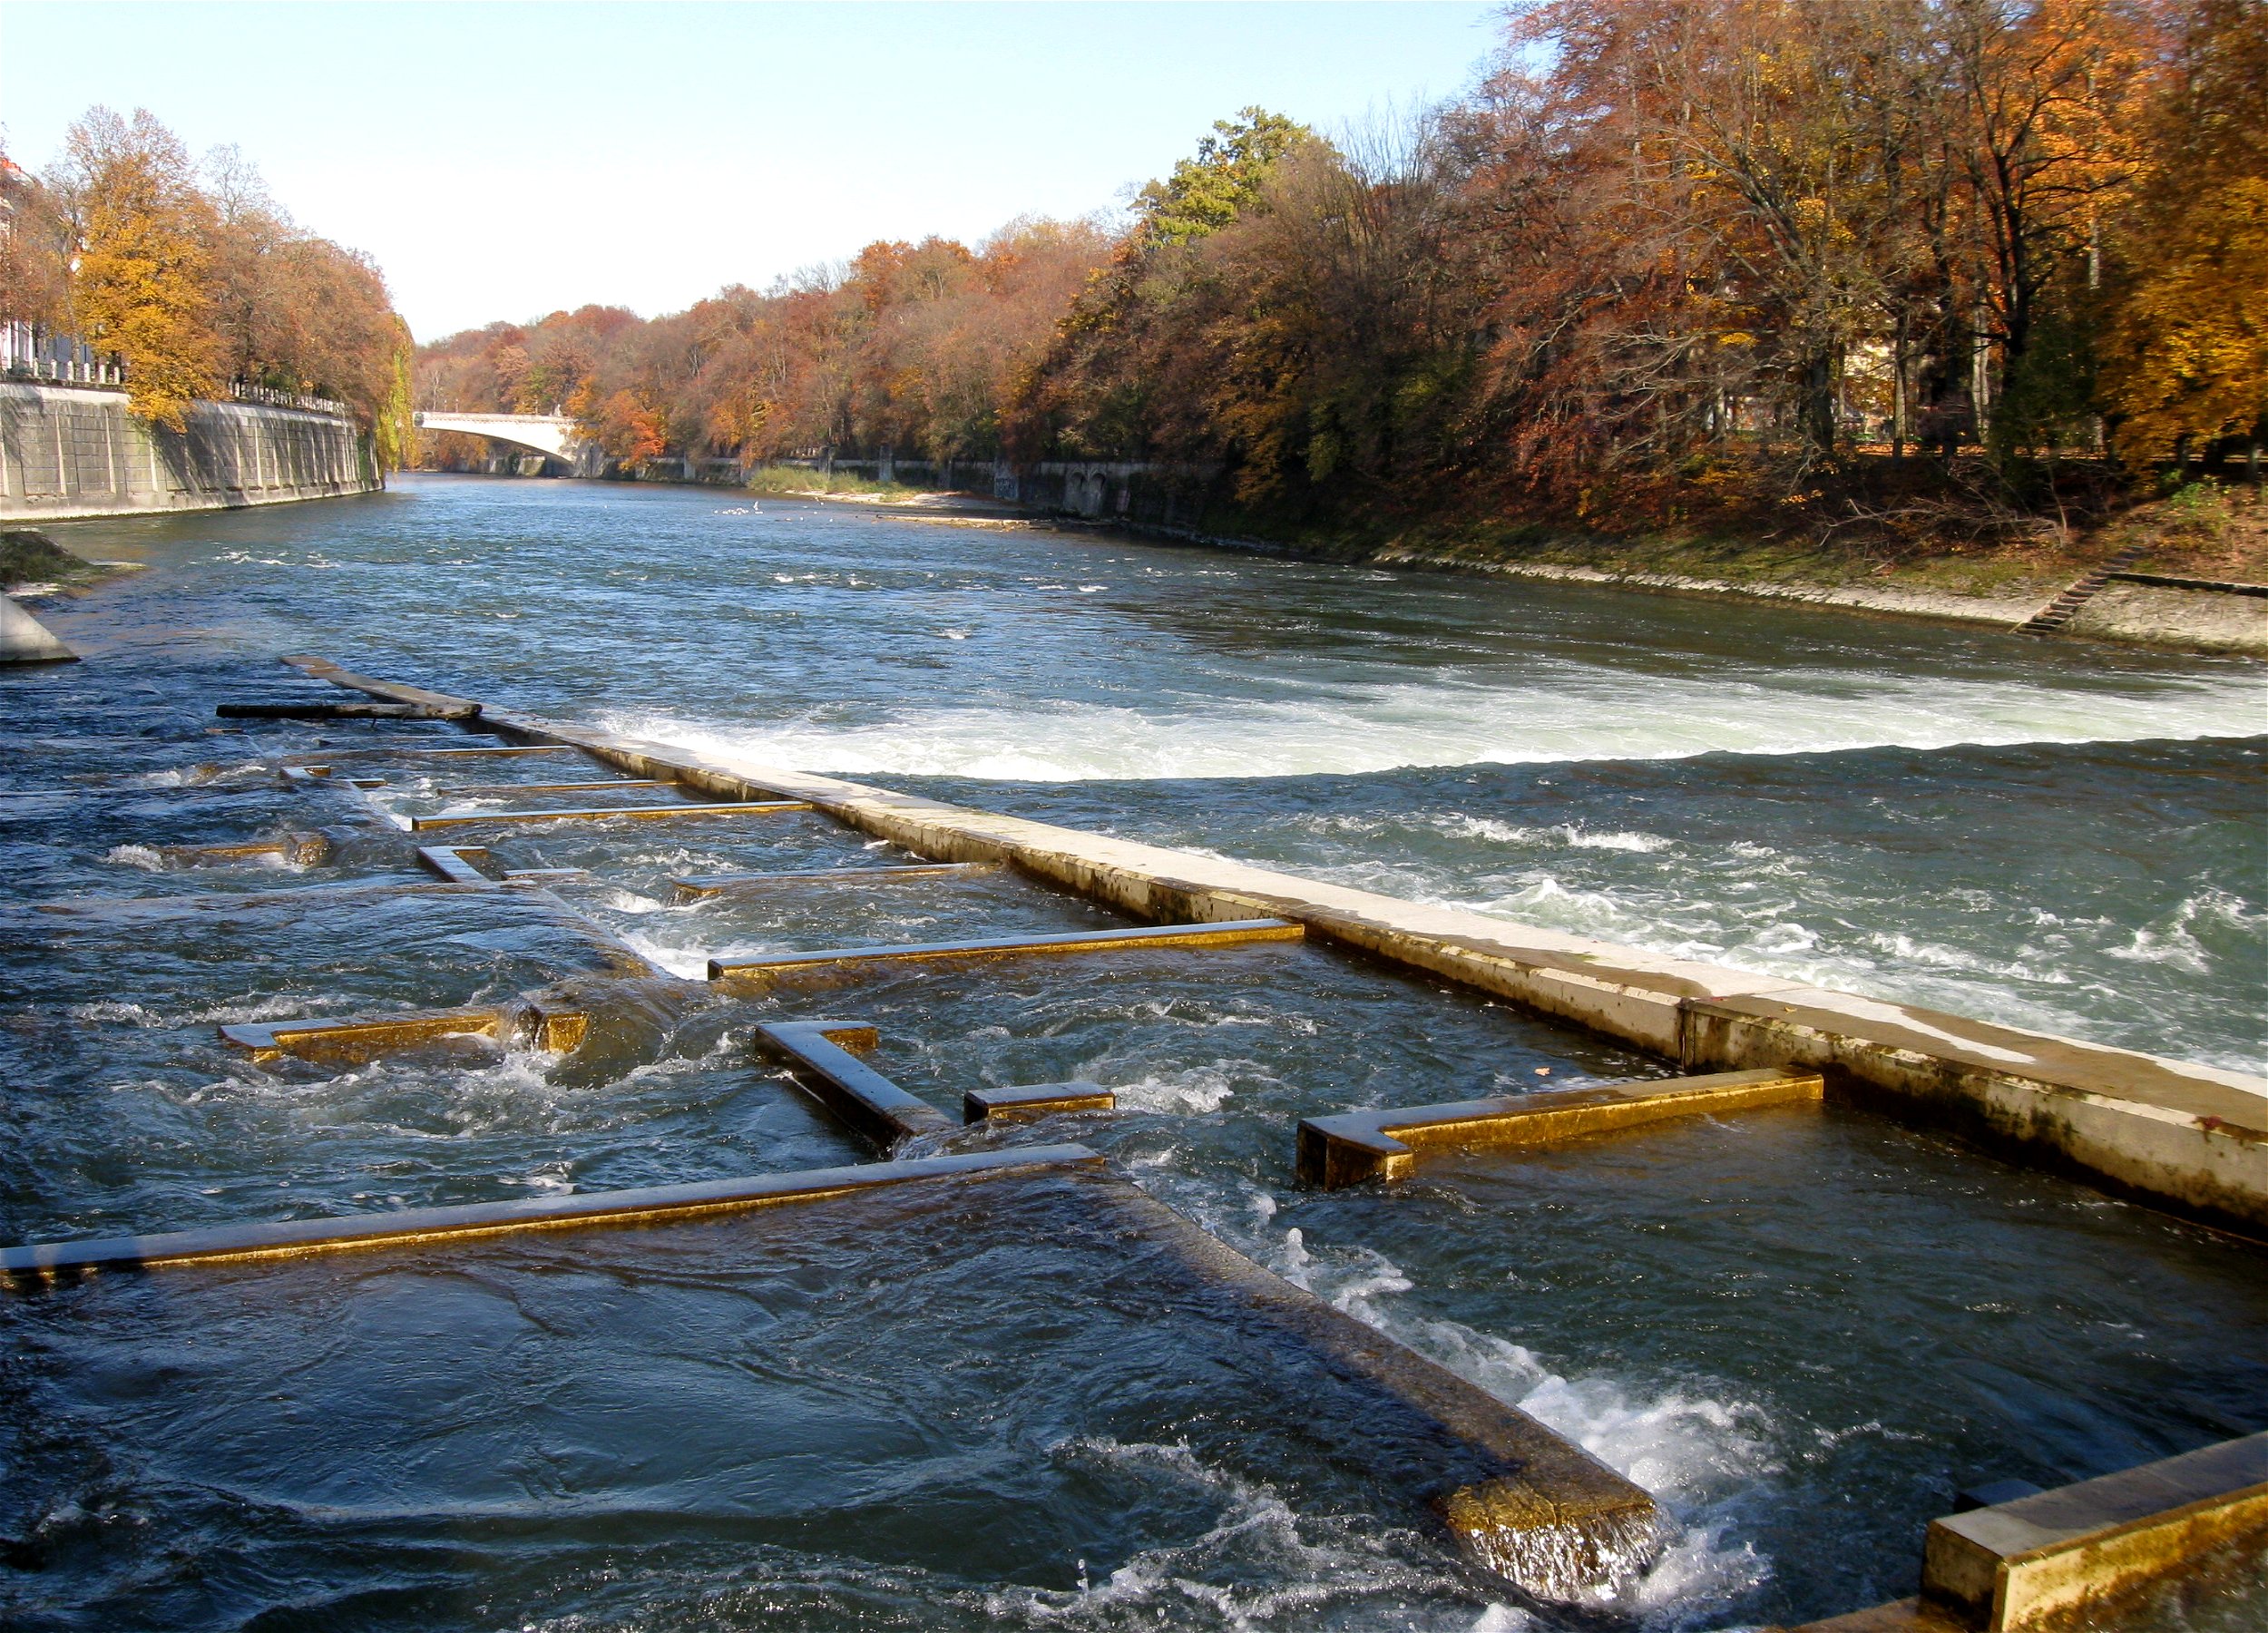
(415, 411, 602, 476)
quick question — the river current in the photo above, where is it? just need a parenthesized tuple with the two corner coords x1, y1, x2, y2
(4, 474, 2263, 1631)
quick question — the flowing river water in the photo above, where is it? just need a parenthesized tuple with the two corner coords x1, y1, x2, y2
(3, 474, 2263, 1630)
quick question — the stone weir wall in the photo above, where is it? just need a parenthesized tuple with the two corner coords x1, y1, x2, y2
(0, 384, 379, 522)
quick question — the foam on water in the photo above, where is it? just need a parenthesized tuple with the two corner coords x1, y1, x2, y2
(601, 657, 2266, 782)
(1202, 1206, 1783, 1622)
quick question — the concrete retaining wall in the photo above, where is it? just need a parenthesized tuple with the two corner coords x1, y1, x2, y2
(0, 384, 378, 521)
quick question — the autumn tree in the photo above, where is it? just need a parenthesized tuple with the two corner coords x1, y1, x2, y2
(2098, 0, 2268, 466)
(0, 151, 73, 337)
(49, 107, 220, 427)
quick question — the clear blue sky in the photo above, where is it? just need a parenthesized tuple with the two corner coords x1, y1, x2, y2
(0, 2, 1506, 342)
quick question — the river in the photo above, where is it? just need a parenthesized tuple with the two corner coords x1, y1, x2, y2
(4, 474, 2263, 1631)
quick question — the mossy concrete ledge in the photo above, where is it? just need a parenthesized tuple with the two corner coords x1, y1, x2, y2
(965, 1081, 1117, 1122)
(709, 919, 1303, 986)
(1297, 1067, 1825, 1188)
(278, 655, 2268, 1238)
(1921, 1432, 2268, 1630)
(1791, 1433, 2268, 1631)
(220, 1002, 589, 1066)
(1, 1146, 1106, 1281)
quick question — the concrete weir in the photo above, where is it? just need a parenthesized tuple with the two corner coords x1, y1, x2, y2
(709, 918, 1304, 985)
(220, 1002, 590, 1066)
(1791, 1431, 2268, 1631)
(1297, 1067, 1826, 1188)
(279, 654, 2268, 1239)
(0, 1140, 1660, 1599)
(0, 1148, 1105, 1277)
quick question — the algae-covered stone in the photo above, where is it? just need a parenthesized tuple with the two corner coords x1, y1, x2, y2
(0, 530, 101, 591)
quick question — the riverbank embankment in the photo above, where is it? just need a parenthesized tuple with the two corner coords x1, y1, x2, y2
(748, 470, 2268, 658)
(1102, 504, 2268, 658)
(0, 384, 379, 522)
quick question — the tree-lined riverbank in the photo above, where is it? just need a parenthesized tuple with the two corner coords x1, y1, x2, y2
(417, 0, 2267, 574)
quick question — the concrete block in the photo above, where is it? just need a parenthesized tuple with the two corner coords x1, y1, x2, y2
(407, 798, 811, 831)
(1, 594, 74, 663)
(220, 1001, 589, 1067)
(1921, 1432, 2268, 1629)
(1296, 1068, 1825, 1188)
(415, 844, 503, 885)
(1680, 993, 2268, 1236)
(709, 918, 1303, 985)
(671, 862, 986, 897)
(0, 1145, 1107, 1278)
(218, 699, 480, 721)
(158, 832, 334, 867)
(963, 1081, 1116, 1122)
(1094, 1176, 1660, 1597)
(753, 1019, 955, 1149)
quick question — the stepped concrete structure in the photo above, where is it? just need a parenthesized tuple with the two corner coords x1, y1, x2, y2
(281, 654, 2268, 1240)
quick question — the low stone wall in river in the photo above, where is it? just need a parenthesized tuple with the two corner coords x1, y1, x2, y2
(0, 384, 378, 522)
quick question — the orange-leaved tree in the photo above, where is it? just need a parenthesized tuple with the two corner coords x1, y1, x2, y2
(52, 107, 219, 428)
(2099, 0, 2268, 465)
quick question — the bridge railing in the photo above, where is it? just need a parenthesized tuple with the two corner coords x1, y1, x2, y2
(229, 382, 350, 416)
(4, 356, 126, 387)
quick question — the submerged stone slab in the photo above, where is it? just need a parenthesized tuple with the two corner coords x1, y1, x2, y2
(1786, 1600, 1970, 1633)
(671, 862, 987, 897)
(219, 699, 478, 720)
(709, 918, 1304, 985)
(0, 1146, 1108, 1279)
(424, 778, 666, 796)
(281, 743, 584, 763)
(1921, 1432, 2268, 1629)
(406, 798, 811, 831)
(1, 594, 75, 664)
(158, 832, 334, 866)
(1082, 1173, 1661, 1597)
(1296, 1067, 1825, 1188)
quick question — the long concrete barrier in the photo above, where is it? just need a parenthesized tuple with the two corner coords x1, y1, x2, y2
(278, 655, 2268, 1237)
(0, 1147, 1107, 1277)
(1296, 1068, 1826, 1188)
(1791, 1432, 2268, 1632)
(0, 1139, 1661, 1599)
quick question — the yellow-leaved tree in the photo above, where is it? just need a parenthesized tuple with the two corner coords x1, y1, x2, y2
(2101, 0, 2268, 464)
(54, 108, 218, 429)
